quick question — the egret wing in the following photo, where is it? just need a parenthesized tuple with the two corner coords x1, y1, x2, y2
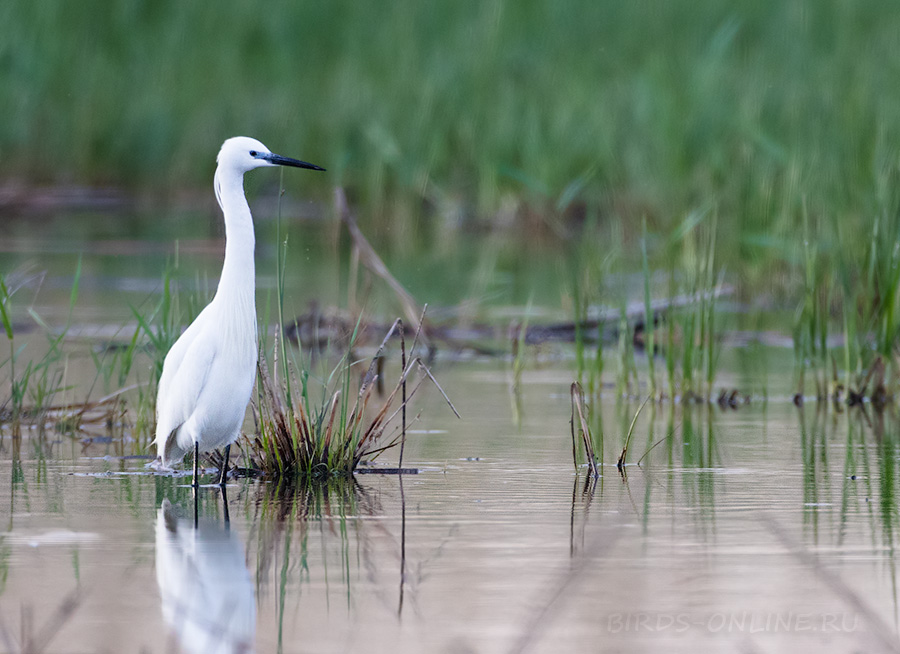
(155, 312, 209, 418)
(154, 324, 218, 456)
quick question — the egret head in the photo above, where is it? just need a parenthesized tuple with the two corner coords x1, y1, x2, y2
(216, 136, 325, 174)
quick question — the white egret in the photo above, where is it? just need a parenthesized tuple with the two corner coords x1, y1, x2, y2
(154, 136, 324, 487)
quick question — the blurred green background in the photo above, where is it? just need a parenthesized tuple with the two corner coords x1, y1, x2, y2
(4, 0, 900, 459)
(4, 0, 900, 234)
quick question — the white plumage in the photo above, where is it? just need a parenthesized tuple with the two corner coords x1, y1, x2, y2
(154, 136, 324, 485)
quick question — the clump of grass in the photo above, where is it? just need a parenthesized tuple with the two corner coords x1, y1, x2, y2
(792, 199, 900, 407)
(248, 318, 456, 478)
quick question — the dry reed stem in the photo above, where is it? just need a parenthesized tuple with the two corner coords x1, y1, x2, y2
(570, 382, 599, 477)
(334, 188, 426, 340)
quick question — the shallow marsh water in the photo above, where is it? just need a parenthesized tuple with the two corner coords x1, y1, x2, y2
(2, 368, 899, 653)
(1, 211, 899, 653)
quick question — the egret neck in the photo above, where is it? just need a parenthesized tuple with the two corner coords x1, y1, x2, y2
(213, 166, 258, 346)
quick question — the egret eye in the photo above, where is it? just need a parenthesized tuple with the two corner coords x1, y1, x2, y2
(249, 150, 258, 157)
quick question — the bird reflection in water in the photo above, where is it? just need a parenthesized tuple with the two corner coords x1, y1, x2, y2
(155, 495, 255, 654)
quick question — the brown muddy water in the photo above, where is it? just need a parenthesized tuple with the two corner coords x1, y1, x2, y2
(1, 213, 900, 653)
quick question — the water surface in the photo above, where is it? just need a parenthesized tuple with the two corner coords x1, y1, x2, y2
(2, 371, 898, 653)
(1, 210, 898, 653)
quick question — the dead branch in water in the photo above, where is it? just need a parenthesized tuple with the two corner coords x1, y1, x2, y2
(334, 187, 429, 343)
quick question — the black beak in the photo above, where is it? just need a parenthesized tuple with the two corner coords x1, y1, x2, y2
(259, 152, 326, 171)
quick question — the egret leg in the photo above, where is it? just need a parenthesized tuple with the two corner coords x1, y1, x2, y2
(192, 441, 200, 488)
(221, 484, 230, 525)
(217, 443, 231, 486)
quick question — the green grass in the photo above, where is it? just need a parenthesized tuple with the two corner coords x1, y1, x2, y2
(0, 261, 82, 430)
(0, 247, 216, 447)
(4, 0, 900, 247)
(640, 219, 657, 396)
(789, 196, 900, 403)
(9, 0, 900, 438)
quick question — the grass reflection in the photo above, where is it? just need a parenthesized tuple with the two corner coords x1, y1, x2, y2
(573, 401, 723, 543)
(799, 406, 899, 551)
(798, 404, 899, 624)
(247, 477, 400, 653)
